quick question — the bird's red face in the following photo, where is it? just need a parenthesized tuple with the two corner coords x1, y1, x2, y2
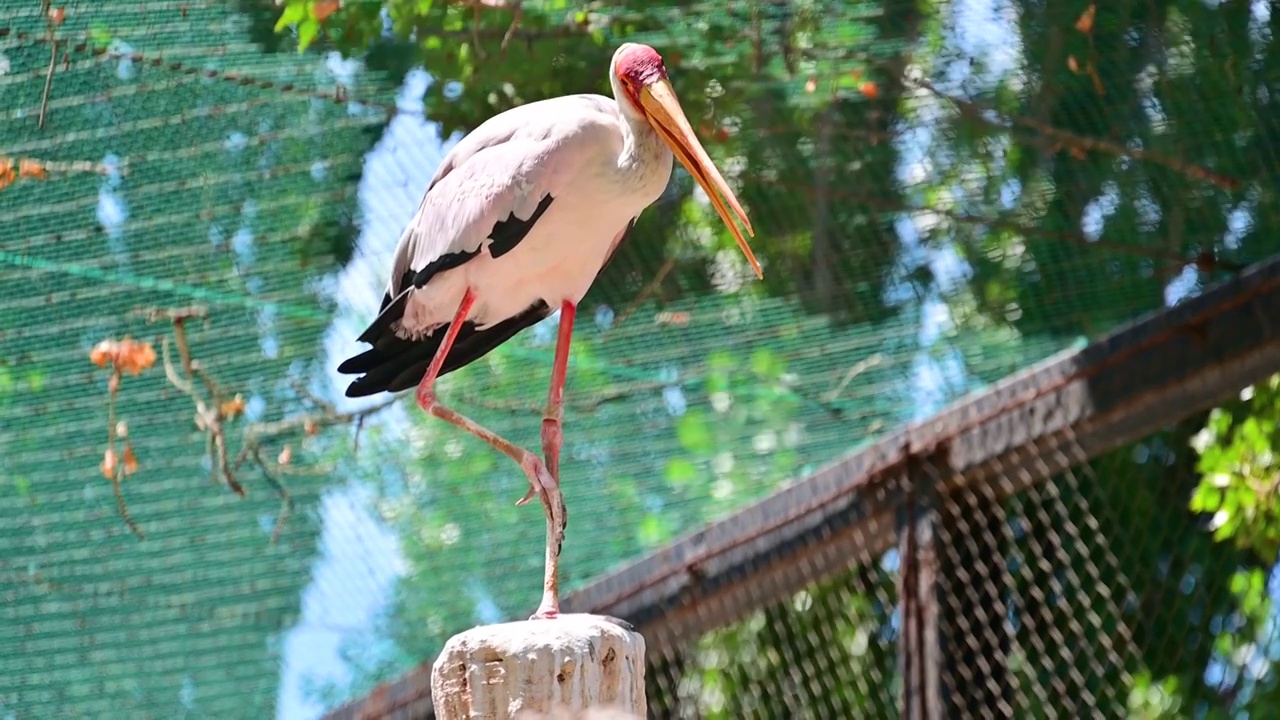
(614, 44, 669, 110)
(611, 43, 762, 279)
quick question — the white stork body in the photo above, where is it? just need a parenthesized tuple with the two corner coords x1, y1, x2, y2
(338, 43, 758, 621)
(395, 93, 672, 340)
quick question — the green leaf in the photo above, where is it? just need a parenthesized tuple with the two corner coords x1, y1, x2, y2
(25, 371, 45, 393)
(637, 513, 673, 548)
(274, 1, 308, 33)
(750, 348, 780, 379)
(298, 18, 321, 52)
(88, 24, 114, 51)
(675, 411, 714, 454)
(1188, 482, 1222, 512)
(665, 458, 699, 488)
(1229, 570, 1248, 595)
(1207, 407, 1234, 436)
(707, 350, 735, 373)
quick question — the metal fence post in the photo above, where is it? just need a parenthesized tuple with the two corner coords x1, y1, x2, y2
(897, 451, 942, 720)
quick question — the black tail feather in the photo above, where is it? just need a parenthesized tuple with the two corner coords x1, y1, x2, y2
(339, 300, 553, 398)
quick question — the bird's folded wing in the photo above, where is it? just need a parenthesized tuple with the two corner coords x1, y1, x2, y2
(380, 114, 616, 307)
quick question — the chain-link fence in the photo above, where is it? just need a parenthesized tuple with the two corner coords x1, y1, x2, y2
(6, 1, 1280, 719)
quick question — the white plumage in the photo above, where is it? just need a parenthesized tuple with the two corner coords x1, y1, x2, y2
(391, 93, 672, 338)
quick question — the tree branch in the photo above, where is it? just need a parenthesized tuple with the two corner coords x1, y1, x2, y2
(911, 77, 1242, 191)
(774, 181, 1242, 273)
(137, 306, 399, 543)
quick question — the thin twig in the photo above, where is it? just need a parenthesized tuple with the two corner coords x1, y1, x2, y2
(500, 1, 523, 55)
(37, 37, 56, 129)
(252, 448, 292, 546)
(823, 354, 886, 404)
(104, 305, 400, 543)
(353, 415, 367, 454)
(36, 0, 58, 130)
(160, 338, 193, 395)
(103, 367, 144, 538)
(160, 317, 246, 496)
(111, 464, 144, 539)
(236, 395, 399, 469)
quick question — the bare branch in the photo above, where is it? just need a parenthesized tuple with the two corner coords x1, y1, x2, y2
(780, 182, 1243, 273)
(37, 0, 60, 130)
(90, 342, 150, 539)
(157, 314, 245, 496)
(912, 77, 1242, 191)
(251, 448, 292, 546)
(38, 39, 56, 129)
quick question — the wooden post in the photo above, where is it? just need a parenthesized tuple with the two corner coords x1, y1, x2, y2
(431, 614, 647, 719)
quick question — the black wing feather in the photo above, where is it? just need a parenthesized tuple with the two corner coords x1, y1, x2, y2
(340, 301, 552, 398)
(489, 194, 554, 258)
(337, 193, 557, 397)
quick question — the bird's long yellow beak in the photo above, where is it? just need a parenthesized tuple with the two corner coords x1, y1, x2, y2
(640, 78, 762, 279)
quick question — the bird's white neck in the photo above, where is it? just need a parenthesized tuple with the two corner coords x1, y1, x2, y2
(610, 74, 672, 185)
(617, 115, 668, 175)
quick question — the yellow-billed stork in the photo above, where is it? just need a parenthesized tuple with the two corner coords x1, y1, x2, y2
(338, 43, 761, 619)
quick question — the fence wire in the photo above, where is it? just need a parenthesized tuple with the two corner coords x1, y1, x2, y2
(615, 423, 1279, 719)
(646, 561, 900, 719)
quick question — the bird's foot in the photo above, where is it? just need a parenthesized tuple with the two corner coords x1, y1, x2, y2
(528, 606, 560, 621)
(511, 445, 567, 622)
(514, 452, 557, 507)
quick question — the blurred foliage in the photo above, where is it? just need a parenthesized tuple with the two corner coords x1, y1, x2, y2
(1184, 375, 1280, 712)
(1193, 379, 1280, 564)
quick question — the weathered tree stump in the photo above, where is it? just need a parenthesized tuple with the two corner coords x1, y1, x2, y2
(431, 614, 646, 719)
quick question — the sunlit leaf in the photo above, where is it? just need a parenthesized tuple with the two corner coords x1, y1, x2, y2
(675, 411, 714, 454)
(274, 1, 307, 32)
(665, 458, 699, 488)
(298, 18, 321, 52)
(637, 512, 673, 548)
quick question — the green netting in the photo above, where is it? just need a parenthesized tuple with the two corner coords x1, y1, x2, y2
(4, 0, 1280, 718)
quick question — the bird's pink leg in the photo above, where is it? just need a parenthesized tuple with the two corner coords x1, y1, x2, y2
(414, 289, 563, 603)
(522, 300, 576, 619)
(541, 301, 575, 482)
